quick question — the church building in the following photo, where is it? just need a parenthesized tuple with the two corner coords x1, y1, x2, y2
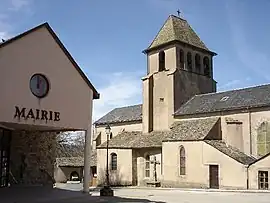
(94, 15, 270, 190)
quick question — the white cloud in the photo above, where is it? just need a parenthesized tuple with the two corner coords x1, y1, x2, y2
(0, 0, 32, 40)
(218, 77, 251, 91)
(92, 71, 143, 122)
(9, 0, 30, 11)
(0, 31, 10, 40)
(0, 19, 11, 40)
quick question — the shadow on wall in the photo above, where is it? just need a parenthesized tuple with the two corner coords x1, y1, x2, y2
(98, 168, 131, 187)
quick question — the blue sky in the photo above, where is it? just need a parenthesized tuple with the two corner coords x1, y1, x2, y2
(1, 0, 270, 121)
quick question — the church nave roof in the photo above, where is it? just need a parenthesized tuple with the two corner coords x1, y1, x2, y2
(94, 104, 142, 125)
(175, 83, 270, 116)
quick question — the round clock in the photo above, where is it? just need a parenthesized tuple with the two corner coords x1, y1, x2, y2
(29, 74, 50, 98)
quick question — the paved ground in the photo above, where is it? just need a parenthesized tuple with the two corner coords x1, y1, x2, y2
(1, 183, 270, 203)
(58, 183, 270, 203)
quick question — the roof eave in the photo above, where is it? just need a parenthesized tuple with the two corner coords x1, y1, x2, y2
(174, 104, 270, 117)
(94, 119, 142, 126)
(142, 40, 217, 56)
(162, 139, 203, 142)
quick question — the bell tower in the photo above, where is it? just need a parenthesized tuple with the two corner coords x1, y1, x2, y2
(142, 15, 217, 133)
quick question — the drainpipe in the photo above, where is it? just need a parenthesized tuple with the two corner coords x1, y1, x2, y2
(246, 165, 250, 190)
(248, 108, 252, 155)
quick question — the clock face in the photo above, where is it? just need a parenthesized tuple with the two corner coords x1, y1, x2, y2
(30, 74, 49, 98)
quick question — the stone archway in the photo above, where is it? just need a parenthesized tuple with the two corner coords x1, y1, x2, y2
(70, 171, 80, 181)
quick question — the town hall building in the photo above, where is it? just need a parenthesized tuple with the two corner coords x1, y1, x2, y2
(94, 15, 270, 190)
(0, 22, 99, 193)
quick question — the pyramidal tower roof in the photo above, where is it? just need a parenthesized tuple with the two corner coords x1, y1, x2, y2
(144, 15, 215, 54)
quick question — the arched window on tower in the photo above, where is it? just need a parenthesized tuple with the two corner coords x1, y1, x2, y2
(187, 52, 192, 72)
(257, 122, 270, 157)
(180, 49, 184, 69)
(110, 153, 117, 170)
(158, 51, 165, 71)
(203, 56, 210, 77)
(179, 146, 186, 175)
(195, 54, 201, 73)
(145, 154, 150, 178)
(176, 48, 184, 69)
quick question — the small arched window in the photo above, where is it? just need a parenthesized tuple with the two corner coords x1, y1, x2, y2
(203, 56, 210, 77)
(195, 54, 201, 73)
(180, 146, 186, 175)
(111, 153, 117, 170)
(145, 154, 150, 177)
(179, 49, 184, 69)
(257, 122, 270, 157)
(159, 51, 165, 71)
(187, 52, 192, 71)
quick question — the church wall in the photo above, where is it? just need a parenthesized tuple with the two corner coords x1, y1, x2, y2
(219, 110, 270, 157)
(162, 141, 247, 189)
(249, 155, 270, 190)
(202, 142, 247, 189)
(174, 108, 270, 157)
(97, 148, 132, 186)
(250, 110, 270, 158)
(220, 113, 250, 155)
(134, 148, 162, 186)
(162, 141, 208, 188)
(144, 45, 176, 132)
(152, 72, 173, 131)
(10, 130, 56, 186)
(142, 79, 150, 133)
(173, 69, 216, 114)
(94, 122, 142, 146)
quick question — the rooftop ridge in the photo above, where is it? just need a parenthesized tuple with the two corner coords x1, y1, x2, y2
(114, 103, 142, 110)
(170, 14, 187, 22)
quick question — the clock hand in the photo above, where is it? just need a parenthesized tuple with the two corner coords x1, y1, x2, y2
(37, 75, 40, 89)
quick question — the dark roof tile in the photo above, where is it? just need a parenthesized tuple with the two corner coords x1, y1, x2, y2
(97, 131, 170, 149)
(205, 140, 256, 165)
(175, 84, 270, 116)
(164, 117, 220, 141)
(56, 150, 97, 167)
(145, 15, 211, 53)
(98, 117, 219, 148)
(94, 104, 142, 125)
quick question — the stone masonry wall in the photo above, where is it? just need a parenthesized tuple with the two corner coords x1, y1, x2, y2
(10, 131, 57, 186)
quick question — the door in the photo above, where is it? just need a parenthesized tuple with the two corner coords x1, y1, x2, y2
(0, 129, 11, 188)
(209, 165, 219, 189)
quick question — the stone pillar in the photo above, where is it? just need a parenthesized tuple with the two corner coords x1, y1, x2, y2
(83, 128, 92, 193)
